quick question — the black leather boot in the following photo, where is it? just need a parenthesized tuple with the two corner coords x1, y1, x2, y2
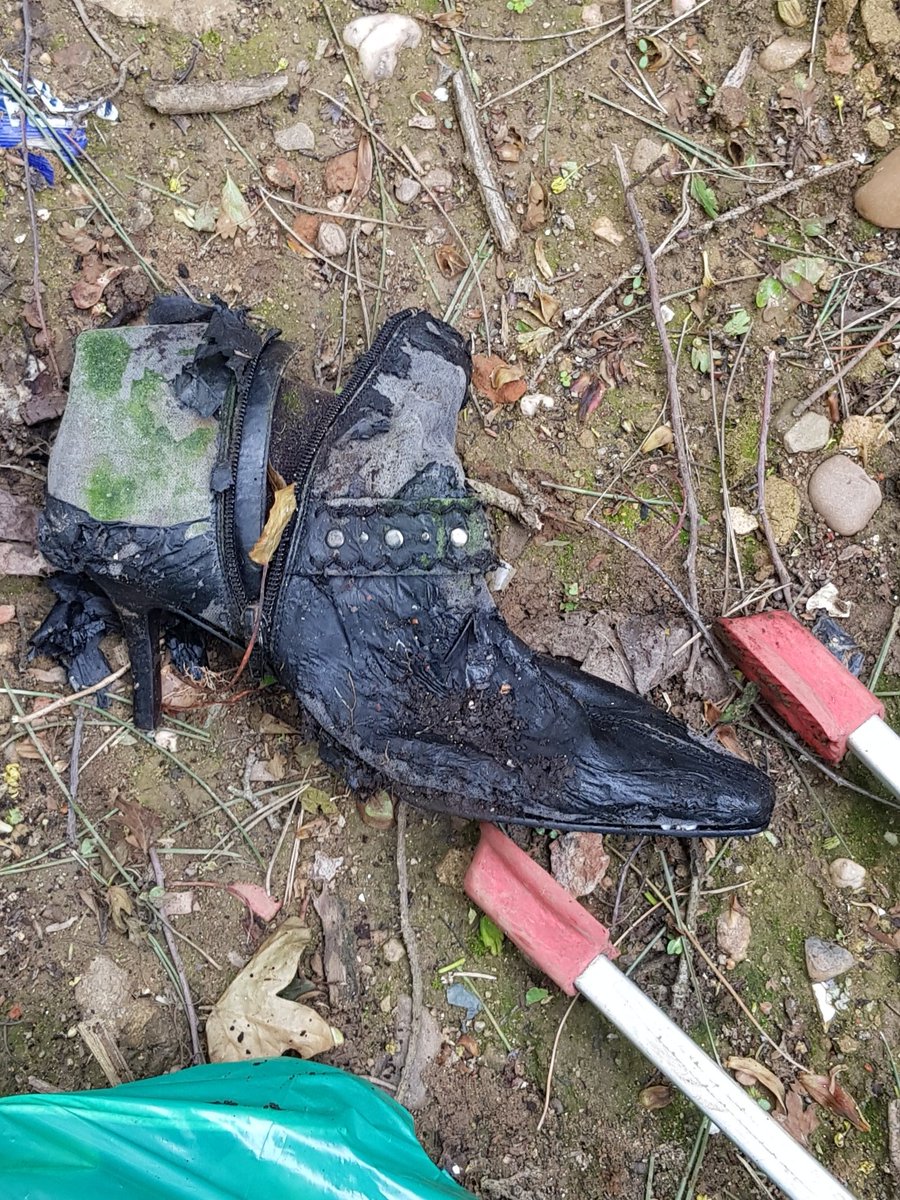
(39, 303, 774, 837)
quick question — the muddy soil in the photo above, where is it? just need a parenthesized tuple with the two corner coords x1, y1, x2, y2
(1, 0, 899, 1196)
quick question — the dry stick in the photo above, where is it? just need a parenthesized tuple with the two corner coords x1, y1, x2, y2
(583, 516, 894, 806)
(624, 0, 635, 43)
(395, 801, 423, 1109)
(614, 145, 701, 657)
(715, 329, 751, 613)
(19, 0, 61, 389)
(72, 0, 119, 62)
(66, 708, 85, 848)
(757, 352, 794, 607)
(12, 665, 129, 724)
(532, 157, 857, 384)
(149, 846, 204, 1065)
(671, 841, 703, 1012)
(536, 994, 579, 1133)
(792, 309, 900, 417)
(315, 89, 492, 354)
(452, 72, 518, 255)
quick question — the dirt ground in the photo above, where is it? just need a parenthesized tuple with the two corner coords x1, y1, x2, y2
(1, 0, 900, 1196)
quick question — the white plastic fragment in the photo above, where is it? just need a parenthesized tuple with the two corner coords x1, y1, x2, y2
(519, 392, 555, 418)
(805, 581, 850, 619)
(343, 14, 422, 83)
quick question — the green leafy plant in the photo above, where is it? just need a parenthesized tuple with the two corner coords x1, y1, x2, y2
(755, 275, 785, 309)
(525, 987, 550, 1006)
(507, 0, 535, 11)
(479, 914, 504, 956)
(690, 339, 711, 374)
(560, 581, 580, 613)
(637, 37, 651, 69)
(690, 174, 719, 219)
(666, 936, 684, 956)
(723, 308, 751, 336)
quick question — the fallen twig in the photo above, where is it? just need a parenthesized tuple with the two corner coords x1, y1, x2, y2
(72, 0, 120, 62)
(792, 309, 900, 417)
(671, 842, 703, 1012)
(466, 477, 543, 532)
(145, 74, 289, 115)
(66, 708, 85, 848)
(149, 846, 204, 1065)
(452, 72, 518, 255)
(757, 352, 794, 606)
(536, 994, 579, 1132)
(13, 665, 129, 724)
(615, 145, 701, 656)
(533, 158, 857, 383)
(395, 801, 423, 1109)
(624, 0, 635, 44)
(77, 1018, 133, 1087)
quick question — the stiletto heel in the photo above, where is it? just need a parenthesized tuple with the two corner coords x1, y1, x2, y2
(100, 585, 162, 730)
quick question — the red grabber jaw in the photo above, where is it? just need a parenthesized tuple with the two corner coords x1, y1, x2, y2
(464, 824, 855, 1200)
(717, 611, 900, 799)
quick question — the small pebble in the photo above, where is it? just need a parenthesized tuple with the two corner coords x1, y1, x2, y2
(550, 832, 609, 898)
(804, 936, 856, 983)
(829, 858, 866, 889)
(382, 937, 406, 964)
(395, 176, 421, 204)
(808, 454, 882, 535)
(275, 121, 315, 152)
(783, 411, 830, 453)
(421, 167, 453, 193)
(758, 35, 811, 71)
(728, 505, 759, 536)
(317, 220, 348, 257)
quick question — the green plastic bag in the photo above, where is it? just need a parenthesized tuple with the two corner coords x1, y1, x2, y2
(0, 1059, 470, 1199)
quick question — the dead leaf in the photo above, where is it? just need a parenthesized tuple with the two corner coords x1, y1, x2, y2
(158, 889, 194, 917)
(324, 146, 359, 195)
(173, 200, 219, 233)
(726, 1056, 786, 1112)
(522, 176, 548, 233)
(226, 881, 283, 923)
(799, 1071, 870, 1131)
(472, 353, 528, 406)
(118, 800, 161, 855)
(493, 126, 524, 164)
(778, 1083, 821, 1147)
(264, 157, 301, 191)
(712, 723, 753, 762)
(824, 32, 853, 74)
(519, 289, 560, 327)
(258, 713, 298, 735)
(434, 243, 466, 278)
(0, 605, 14, 625)
(250, 481, 297, 565)
(491, 363, 526, 391)
(347, 135, 373, 211)
(70, 265, 125, 309)
(433, 8, 464, 27)
(591, 215, 624, 246)
(106, 884, 134, 933)
(534, 237, 553, 281)
(288, 212, 320, 256)
(716, 895, 751, 963)
(216, 173, 253, 240)
(206, 916, 343, 1061)
(58, 220, 97, 255)
(0, 488, 40, 543)
(640, 1084, 673, 1110)
(640, 425, 674, 453)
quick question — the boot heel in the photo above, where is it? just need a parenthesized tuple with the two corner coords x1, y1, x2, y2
(99, 584, 162, 730)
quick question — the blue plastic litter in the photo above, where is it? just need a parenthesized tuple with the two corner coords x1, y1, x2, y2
(0, 59, 116, 184)
(811, 614, 865, 678)
(446, 982, 482, 1022)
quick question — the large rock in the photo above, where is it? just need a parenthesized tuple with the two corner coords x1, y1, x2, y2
(860, 0, 900, 48)
(550, 832, 609, 898)
(88, 0, 235, 34)
(855, 144, 900, 229)
(805, 936, 856, 982)
(808, 454, 882, 535)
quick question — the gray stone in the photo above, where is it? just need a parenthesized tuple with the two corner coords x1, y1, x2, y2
(860, 0, 900, 48)
(395, 176, 421, 204)
(382, 936, 406, 964)
(88, 0, 235, 34)
(784, 411, 831, 453)
(550, 831, 609, 898)
(855, 144, 900, 230)
(805, 936, 856, 982)
(421, 167, 453, 194)
(808, 454, 882, 535)
(275, 121, 315, 153)
(759, 36, 811, 71)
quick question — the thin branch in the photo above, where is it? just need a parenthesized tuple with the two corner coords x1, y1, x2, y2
(149, 846, 204, 1065)
(13, 665, 129, 724)
(394, 801, 424, 1109)
(792, 309, 900, 417)
(624, 0, 635, 44)
(536, 994, 579, 1132)
(757, 351, 794, 606)
(614, 144, 701, 641)
(72, 0, 120, 62)
(66, 708, 85, 848)
(452, 71, 518, 254)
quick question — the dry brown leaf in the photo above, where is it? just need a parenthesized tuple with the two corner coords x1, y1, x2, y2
(522, 176, 548, 233)
(70, 265, 125, 310)
(250, 482, 297, 565)
(491, 364, 526, 391)
(798, 1071, 870, 1131)
(777, 1083, 821, 1147)
(347, 135, 373, 212)
(639, 1084, 673, 1110)
(160, 663, 205, 713)
(591, 215, 624, 246)
(532, 289, 560, 325)
(288, 213, 320, 256)
(823, 32, 854, 74)
(106, 884, 134, 932)
(434, 243, 467, 278)
(58, 220, 97, 254)
(726, 1056, 786, 1112)
(0, 605, 14, 625)
(226, 881, 283, 923)
(640, 425, 674, 453)
(118, 799, 161, 855)
(712, 723, 753, 762)
(206, 916, 343, 1061)
(534, 237, 553, 282)
(324, 146, 359, 195)
(264, 157, 301, 191)
(716, 895, 751, 963)
(433, 8, 464, 27)
(472, 353, 528, 406)
(494, 126, 524, 164)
